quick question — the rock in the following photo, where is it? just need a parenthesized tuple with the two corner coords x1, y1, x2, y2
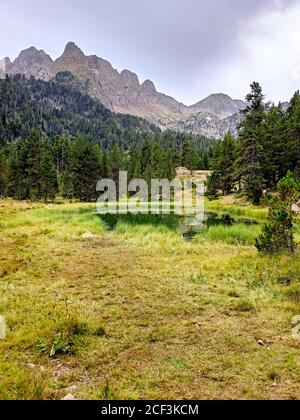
(9, 47, 53, 81)
(148, 109, 241, 139)
(27, 363, 36, 369)
(81, 231, 95, 240)
(64, 385, 78, 393)
(61, 393, 77, 401)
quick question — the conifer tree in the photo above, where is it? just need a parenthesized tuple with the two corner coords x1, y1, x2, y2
(70, 138, 102, 202)
(9, 130, 43, 200)
(256, 172, 300, 254)
(39, 144, 58, 202)
(262, 104, 289, 187)
(127, 146, 142, 181)
(181, 139, 197, 174)
(235, 82, 266, 204)
(212, 133, 237, 195)
(206, 172, 220, 201)
(287, 91, 300, 175)
(60, 171, 74, 199)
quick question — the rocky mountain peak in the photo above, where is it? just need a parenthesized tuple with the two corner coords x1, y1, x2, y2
(141, 79, 156, 94)
(15, 47, 49, 65)
(4, 41, 246, 138)
(189, 93, 245, 119)
(120, 70, 140, 88)
(62, 42, 85, 59)
(9, 47, 53, 80)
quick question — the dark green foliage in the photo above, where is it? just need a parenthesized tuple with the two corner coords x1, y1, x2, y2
(235, 82, 266, 204)
(0, 74, 158, 148)
(60, 171, 74, 199)
(127, 140, 177, 196)
(0, 75, 217, 202)
(70, 138, 102, 202)
(181, 139, 198, 173)
(209, 83, 300, 204)
(287, 91, 300, 174)
(256, 172, 300, 254)
(0, 75, 215, 161)
(0, 149, 10, 197)
(206, 172, 220, 201)
(8, 130, 58, 201)
(2, 131, 203, 202)
(209, 133, 237, 195)
(39, 145, 58, 202)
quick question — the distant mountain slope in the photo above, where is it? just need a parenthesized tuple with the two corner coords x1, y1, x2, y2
(148, 110, 241, 139)
(188, 93, 246, 119)
(0, 74, 159, 147)
(3, 42, 246, 138)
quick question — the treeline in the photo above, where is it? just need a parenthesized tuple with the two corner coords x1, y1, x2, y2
(0, 74, 216, 202)
(0, 74, 215, 158)
(207, 82, 300, 204)
(0, 130, 211, 201)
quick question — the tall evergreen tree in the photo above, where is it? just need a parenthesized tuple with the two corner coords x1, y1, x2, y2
(127, 146, 142, 181)
(9, 130, 44, 200)
(39, 145, 58, 202)
(70, 138, 102, 202)
(212, 133, 237, 195)
(181, 139, 197, 174)
(262, 104, 289, 187)
(235, 82, 266, 204)
(287, 91, 300, 176)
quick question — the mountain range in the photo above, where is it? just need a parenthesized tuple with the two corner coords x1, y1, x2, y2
(1, 42, 246, 138)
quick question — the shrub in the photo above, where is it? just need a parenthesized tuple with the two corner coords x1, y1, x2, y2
(256, 172, 300, 254)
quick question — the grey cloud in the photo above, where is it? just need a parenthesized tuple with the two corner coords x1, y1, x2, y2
(0, 0, 298, 103)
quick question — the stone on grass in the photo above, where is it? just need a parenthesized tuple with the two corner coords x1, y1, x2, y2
(81, 231, 95, 240)
(27, 363, 36, 369)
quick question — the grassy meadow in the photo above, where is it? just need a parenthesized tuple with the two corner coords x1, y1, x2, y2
(0, 198, 300, 400)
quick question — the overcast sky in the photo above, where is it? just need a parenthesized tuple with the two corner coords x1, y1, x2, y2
(1, 0, 300, 104)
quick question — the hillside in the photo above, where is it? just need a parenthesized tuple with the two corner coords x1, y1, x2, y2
(0, 73, 159, 147)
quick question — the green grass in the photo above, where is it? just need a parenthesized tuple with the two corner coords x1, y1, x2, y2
(205, 198, 268, 221)
(1, 199, 300, 400)
(198, 223, 261, 246)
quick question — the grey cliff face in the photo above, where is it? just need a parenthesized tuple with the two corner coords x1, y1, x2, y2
(147, 111, 241, 139)
(0, 57, 12, 78)
(6, 42, 245, 138)
(10, 47, 54, 80)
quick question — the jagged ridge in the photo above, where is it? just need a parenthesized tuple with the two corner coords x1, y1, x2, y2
(3, 42, 246, 138)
